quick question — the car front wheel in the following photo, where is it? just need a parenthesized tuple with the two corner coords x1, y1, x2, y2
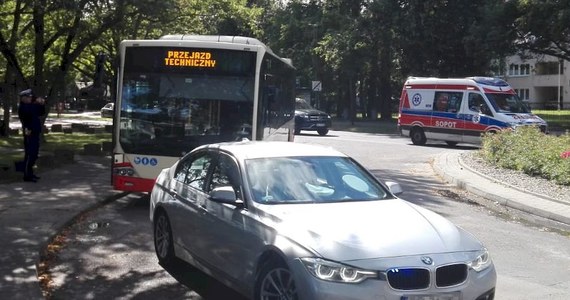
(317, 128, 329, 136)
(255, 259, 298, 300)
(154, 211, 174, 264)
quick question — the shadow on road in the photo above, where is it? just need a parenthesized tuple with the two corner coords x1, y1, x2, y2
(161, 258, 248, 300)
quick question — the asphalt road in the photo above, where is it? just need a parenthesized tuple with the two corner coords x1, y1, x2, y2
(46, 130, 570, 300)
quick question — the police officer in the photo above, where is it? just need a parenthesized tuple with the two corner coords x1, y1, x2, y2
(18, 89, 46, 182)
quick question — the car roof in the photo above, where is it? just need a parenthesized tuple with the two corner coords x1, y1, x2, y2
(198, 141, 346, 160)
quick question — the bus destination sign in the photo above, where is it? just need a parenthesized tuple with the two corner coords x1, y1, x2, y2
(164, 51, 216, 68)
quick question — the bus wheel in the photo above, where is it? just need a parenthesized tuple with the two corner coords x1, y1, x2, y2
(411, 128, 427, 145)
(446, 141, 458, 147)
(317, 128, 329, 136)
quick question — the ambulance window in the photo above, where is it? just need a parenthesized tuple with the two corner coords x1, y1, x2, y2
(434, 92, 449, 111)
(434, 92, 462, 112)
(447, 92, 463, 112)
(468, 93, 492, 115)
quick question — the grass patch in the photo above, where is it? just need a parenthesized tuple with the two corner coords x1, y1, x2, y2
(41, 132, 111, 152)
(0, 132, 111, 183)
(47, 112, 107, 121)
(533, 110, 570, 131)
(479, 126, 570, 186)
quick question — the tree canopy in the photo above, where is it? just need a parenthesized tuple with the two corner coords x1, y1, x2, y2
(1, 0, 567, 135)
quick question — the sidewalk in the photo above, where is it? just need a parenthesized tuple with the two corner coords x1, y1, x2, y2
(0, 155, 126, 299)
(433, 151, 570, 227)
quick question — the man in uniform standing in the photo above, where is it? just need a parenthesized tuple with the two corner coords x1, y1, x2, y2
(18, 89, 46, 182)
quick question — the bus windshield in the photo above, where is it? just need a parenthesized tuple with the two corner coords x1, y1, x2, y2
(485, 93, 531, 114)
(119, 47, 255, 156)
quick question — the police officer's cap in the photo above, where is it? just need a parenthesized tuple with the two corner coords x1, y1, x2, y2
(19, 89, 33, 97)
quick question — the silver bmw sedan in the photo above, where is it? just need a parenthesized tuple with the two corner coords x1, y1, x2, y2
(150, 140, 496, 300)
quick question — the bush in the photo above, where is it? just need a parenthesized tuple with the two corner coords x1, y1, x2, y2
(479, 126, 570, 186)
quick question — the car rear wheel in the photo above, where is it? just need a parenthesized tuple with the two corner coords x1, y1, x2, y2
(410, 127, 427, 145)
(154, 211, 174, 264)
(255, 259, 298, 300)
(317, 128, 329, 136)
(294, 128, 301, 135)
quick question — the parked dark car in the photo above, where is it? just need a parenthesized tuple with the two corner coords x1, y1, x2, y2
(295, 98, 331, 136)
(100, 103, 114, 118)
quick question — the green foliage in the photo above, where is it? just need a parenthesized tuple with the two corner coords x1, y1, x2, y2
(479, 126, 570, 185)
(514, 0, 570, 61)
(534, 110, 570, 131)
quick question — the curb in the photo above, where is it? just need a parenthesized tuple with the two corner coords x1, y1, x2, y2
(456, 154, 570, 207)
(432, 152, 570, 226)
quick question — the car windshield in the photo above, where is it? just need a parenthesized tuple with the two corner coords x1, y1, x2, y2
(246, 156, 391, 204)
(485, 93, 530, 113)
(295, 98, 313, 110)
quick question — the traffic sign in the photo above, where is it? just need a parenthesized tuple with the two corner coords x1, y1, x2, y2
(312, 81, 322, 92)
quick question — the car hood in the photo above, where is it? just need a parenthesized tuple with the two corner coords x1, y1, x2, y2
(295, 108, 329, 116)
(502, 113, 547, 125)
(260, 199, 482, 261)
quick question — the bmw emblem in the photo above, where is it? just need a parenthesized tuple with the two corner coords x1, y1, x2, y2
(421, 256, 433, 265)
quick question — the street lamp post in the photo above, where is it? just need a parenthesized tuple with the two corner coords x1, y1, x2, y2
(558, 59, 563, 110)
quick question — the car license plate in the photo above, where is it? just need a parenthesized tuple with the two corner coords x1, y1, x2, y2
(316, 123, 326, 127)
(401, 292, 461, 300)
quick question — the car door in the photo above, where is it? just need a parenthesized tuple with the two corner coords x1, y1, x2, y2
(193, 151, 263, 284)
(169, 150, 216, 257)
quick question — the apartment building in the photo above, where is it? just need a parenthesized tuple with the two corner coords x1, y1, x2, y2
(500, 54, 568, 110)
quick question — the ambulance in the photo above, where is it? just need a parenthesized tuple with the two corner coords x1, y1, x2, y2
(397, 76, 548, 146)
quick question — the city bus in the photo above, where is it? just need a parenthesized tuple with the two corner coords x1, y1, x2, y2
(112, 35, 296, 192)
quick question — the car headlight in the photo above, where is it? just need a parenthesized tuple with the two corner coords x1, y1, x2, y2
(300, 258, 377, 283)
(468, 249, 492, 272)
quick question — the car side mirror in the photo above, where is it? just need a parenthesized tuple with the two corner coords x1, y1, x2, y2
(385, 181, 403, 196)
(209, 186, 244, 207)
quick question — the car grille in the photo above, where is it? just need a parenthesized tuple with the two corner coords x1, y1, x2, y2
(386, 268, 430, 290)
(308, 115, 328, 121)
(386, 263, 468, 290)
(436, 264, 468, 287)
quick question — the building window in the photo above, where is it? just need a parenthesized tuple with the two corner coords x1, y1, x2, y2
(515, 88, 530, 100)
(509, 64, 519, 76)
(520, 64, 530, 75)
(508, 64, 531, 76)
(535, 62, 560, 75)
